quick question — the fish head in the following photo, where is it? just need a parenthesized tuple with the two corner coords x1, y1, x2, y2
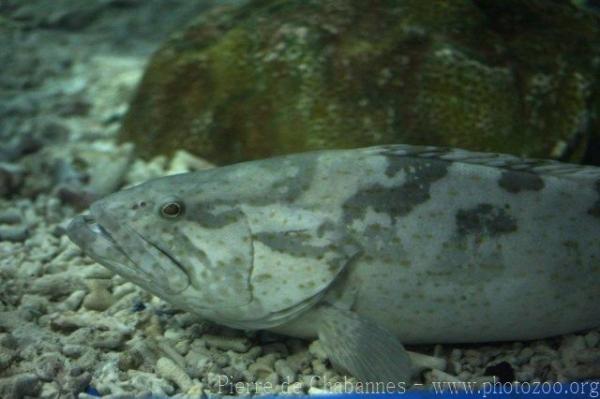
(67, 172, 255, 310)
(67, 155, 364, 329)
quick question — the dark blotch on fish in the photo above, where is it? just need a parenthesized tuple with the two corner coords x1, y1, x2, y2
(251, 155, 318, 205)
(255, 231, 325, 259)
(343, 158, 448, 223)
(456, 203, 517, 236)
(193, 206, 244, 229)
(498, 170, 545, 193)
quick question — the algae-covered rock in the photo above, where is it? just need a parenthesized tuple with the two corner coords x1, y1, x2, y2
(119, 0, 600, 165)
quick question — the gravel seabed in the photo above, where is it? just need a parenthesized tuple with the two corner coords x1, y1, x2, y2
(1, 1, 599, 398)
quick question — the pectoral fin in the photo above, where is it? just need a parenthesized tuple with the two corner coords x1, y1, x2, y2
(317, 305, 413, 387)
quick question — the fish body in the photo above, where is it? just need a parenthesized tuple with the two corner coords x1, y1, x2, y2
(67, 144, 600, 383)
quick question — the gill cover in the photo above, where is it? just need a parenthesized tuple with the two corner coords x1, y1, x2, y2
(163, 203, 254, 308)
(231, 204, 362, 328)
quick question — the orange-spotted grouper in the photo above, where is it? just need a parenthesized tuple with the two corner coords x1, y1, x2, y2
(67, 144, 600, 386)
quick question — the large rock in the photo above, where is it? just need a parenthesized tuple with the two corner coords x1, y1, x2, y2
(119, 0, 600, 165)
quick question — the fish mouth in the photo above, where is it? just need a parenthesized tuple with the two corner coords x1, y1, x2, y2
(67, 214, 132, 267)
(78, 215, 180, 271)
(67, 204, 191, 295)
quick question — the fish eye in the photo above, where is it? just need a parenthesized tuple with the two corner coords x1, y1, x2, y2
(160, 200, 184, 218)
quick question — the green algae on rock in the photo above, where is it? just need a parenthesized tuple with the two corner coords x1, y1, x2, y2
(119, 0, 600, 165)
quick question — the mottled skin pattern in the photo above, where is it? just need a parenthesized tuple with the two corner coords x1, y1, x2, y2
(68, 145, 600, 348)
